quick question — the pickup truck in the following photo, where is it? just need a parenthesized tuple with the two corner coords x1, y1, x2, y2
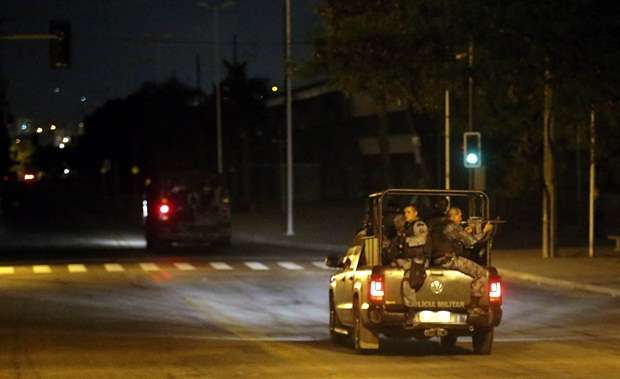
(326, 189, 503, 354)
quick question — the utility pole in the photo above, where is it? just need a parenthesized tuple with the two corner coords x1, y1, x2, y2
(444, 90, 450, 190)
(542, 68, 556, 258)
(197, 1, 234, 175)
(468, 40, 474, 190)
(213, 6, 223, 174)
(285, 0, 294, 236)
(588, 110, 596, 258)
(232, 34, 238, 64)
(195, 54, 201, 90)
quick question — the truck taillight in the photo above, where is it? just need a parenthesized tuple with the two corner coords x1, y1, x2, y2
(158, 198, 172, 221)
(369, 275, 385, 303)
(489, 278, 502, 305)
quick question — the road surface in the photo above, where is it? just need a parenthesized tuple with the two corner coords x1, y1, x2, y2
(1, 241, 619, 378)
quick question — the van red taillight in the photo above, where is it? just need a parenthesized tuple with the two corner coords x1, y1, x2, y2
(369, 275, 385, 303)
(158, 198, 172, 221)
(489, 279, 502, 304)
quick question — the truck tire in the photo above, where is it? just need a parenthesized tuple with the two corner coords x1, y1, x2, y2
(213, 236, 231, 247)
(352, 298, 372, 354)
(329, 293, 346, 344)
(472, 327, 494, 355)
(146, 236, 167, 251)
(440, 334, 458, 348)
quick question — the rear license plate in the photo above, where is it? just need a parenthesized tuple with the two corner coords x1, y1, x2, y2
(415, 310, 467, 324)
(417, 310, 452, 323)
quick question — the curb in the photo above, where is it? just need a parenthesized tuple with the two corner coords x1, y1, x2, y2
(498, 268, 620, 297)
(235, 233, 620, 298)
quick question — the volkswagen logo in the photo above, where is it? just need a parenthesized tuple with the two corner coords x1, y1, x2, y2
(430, 280, 444, 295)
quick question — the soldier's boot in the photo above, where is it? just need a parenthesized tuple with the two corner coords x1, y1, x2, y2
(468, 296, 487, 318)
(402, 308, 419, 329)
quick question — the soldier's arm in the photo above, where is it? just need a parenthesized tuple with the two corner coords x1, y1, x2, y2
(445, 223, 477, 248)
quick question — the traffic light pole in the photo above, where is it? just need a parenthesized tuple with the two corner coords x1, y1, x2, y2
(588, 110, 596, 258)
(468, 41, 474, 191)
(285, 0, 294, 236)
(444, 89, 450, 190)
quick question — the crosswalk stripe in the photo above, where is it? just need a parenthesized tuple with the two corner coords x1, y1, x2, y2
(174, 262, 196, 271)
(33, 265, 52, 274)
(104, 263, 125, 272)
(0, 266, 15, 275)
(278, 262, 304, 270)
(312, 261, 330, 269)
(140, 263, 160, 272)
(68, 264, 87, 273)
(245, 262, 269, 271)
(210, 262, 233, 270)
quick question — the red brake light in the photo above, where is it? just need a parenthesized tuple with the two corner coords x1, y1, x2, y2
(157, 198, 172, 221)
(489, 279, 502, 304)
(369, 275, 385, 303)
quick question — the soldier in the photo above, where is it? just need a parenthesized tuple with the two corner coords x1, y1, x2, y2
(390, 204, 430, 329)
(431, 207, 494, 317)
(388, 204, 429, 264)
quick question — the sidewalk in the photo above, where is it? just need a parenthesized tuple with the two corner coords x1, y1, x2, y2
(232, 202, 620, 297)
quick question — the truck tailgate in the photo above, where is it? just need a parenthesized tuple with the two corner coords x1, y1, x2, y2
(384, 268, 472, 310)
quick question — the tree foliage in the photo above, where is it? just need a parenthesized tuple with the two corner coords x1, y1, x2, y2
(312, 0, 620, 195)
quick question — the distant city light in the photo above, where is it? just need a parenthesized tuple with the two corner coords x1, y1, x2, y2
(53, 87, 61, 93)
(63, 168, 71, 175)
(78, 122, 85, 128)
(15, 138, 21, 144)
(24, 174, 35, 181)
(36, 128, 43, 134)
(62, 136, 70, 143)
(21, 124, 27, 130)
(59, 143, 65, 149)
(50, 124, 57, 131)
(271, 85, 279, 93)
(80, 96, 87, 103)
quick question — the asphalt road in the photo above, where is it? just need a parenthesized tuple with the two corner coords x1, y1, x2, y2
(0, 240, 619, 379)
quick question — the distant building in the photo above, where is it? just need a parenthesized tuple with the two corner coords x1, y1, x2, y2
(262, 81, 440, 202)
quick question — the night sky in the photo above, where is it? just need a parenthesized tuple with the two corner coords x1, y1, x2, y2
(1, 0, 320, 131)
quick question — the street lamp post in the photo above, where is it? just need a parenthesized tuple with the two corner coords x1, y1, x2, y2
(284, 0, 294, 236)
(197, 0, 235, 175)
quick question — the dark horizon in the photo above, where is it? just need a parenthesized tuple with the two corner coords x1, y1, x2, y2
(0, 0, 320, 130)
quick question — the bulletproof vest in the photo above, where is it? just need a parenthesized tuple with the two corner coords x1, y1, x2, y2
(402, 220, 428, 259)
(427, 217, 453, 259)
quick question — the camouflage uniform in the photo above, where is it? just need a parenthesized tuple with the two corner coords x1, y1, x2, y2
(388, 219, 430, 305)
(434, 221, 488, 297)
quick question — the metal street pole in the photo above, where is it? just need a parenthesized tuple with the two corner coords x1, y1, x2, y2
(542, 68, 556, 258)
(197, 1, 234, 174)
(588, 110, 596, 258)
(468, 40, 474, 191)
(213, 6, 223, 174)
(445, 89, 450, 190)
(285, 0, 294, 235)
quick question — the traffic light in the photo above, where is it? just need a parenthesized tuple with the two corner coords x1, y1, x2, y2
(463, 131, 481, 168)
(49, 20, 71, 69)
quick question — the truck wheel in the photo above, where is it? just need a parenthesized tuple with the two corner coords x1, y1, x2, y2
(146, 237, 166, 251)
(440, 334, 458, 348)
(352, 298, 372, 354)
(472, 327, 494, 355)
(329, 294, 345, 344)
(213, 236, 231, 247)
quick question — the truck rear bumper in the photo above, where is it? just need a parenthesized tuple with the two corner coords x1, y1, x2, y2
(364, 305, 502, 337)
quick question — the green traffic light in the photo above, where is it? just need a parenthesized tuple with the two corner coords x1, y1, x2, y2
(466, 153, 479, 165)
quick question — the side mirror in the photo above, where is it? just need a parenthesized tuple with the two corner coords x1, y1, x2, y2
(325, 254, 343, 268)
